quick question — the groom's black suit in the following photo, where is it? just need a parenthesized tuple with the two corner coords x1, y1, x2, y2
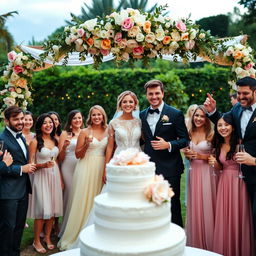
(210, 103, 256, 233)
(0, 128, 31, 256)
(140, 103, 189, 227)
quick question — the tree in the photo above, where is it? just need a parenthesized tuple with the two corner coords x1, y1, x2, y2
(196, 15, 229, 37)
(238, 0, 256, 23)
(0, 11, 18, 64)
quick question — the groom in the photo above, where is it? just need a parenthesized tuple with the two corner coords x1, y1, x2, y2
(140, 80, 189, 227)
(0, 106, 36, 256)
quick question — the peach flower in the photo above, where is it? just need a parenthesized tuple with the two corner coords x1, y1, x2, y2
(143, 21, 151, 33)
(162, 36, 171, 45)
(86, 38, 94, 47)
(101, 39, 111, 50)
(15, 78, 28, 88)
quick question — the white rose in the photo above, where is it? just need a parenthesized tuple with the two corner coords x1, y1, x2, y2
(225, 46, 234, 56)
(169, 41, 179, 53)
(133, 14, 146, 26)
(145, 33, 156, 43)
(243, 56, 251, 62)
(136, 33, 145, 42)
(64, 26, 70, 32)
(65, 37, 72, 45)
(100, 30, 108, 38)
(70, 26, 77, 34)
(14, 57, 22, 66)
(83, 18, 97, 31)
(190, 29, 197, 40)
(10, 72, 19, 81)
(16, 88, 22, 94)
(154, 15, 165, 23)
(155, 26, 165, 41)
(171, 31, 181, 41)
(52, 45, 59, 53)
(3, 70, 10, 77)
(235, 43, 244, 50)
(165, 22, 171, 28)
(93, 38, 101, 49)
(17, 94, 24, 99)
(75, 39, 83, 46)
(22, 55, 28, 61)
(10, 91, 17, 98)
(241, 48, 249, 57)
(114, 10, 128, 25)
(4, 97, 16, 107)
(104, 22, 113, 30)
(25, 90, 31, 98)
(199, 33, 205, 39)
(23, 100, 28, 107)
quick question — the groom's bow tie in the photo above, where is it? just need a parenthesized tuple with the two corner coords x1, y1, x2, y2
(242, 106, 253, 112)
(148, 108, 160, 114)
(16, 133, 22, 139)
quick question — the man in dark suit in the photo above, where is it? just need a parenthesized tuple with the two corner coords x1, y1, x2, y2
(140, 80, 189, 227)
(204, 76, 256, 235)
(0, 106, 36, 256)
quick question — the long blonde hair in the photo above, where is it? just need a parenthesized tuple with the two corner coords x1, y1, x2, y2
(86, 105, 108, 129)
(189, 105, 213, 142)
(116, 91, 139, 111)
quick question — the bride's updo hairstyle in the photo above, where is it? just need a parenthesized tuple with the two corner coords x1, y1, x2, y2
(86, 105, 108, 129)
(116, 91, 139, 111)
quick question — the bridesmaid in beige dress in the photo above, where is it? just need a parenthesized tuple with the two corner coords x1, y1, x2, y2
(58, 105, 108, 250)
(29, 113, 63, 254)
(58, 110, 83, 236)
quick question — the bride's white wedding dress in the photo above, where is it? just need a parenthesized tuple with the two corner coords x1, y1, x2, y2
(72, 118, 142, 249)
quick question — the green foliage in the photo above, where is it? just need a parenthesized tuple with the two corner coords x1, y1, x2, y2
(26, 65, 231, 123)
(196, 14, 229, 37)
(239, 0, 256, 24)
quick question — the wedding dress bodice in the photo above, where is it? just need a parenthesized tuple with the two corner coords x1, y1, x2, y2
(65, 138, 77, 157)
(109, 118, 141, 155)
(86, 137, 108, 157)
(36, 146, 59, 163)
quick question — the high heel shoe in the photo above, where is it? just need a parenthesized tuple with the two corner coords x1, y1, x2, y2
(43, 238, 55, 250)
(32, 242, 47, 254)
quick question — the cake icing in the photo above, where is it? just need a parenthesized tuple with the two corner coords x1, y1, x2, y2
(79, 149, 186, 256)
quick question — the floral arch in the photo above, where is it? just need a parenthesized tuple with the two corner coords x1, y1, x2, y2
(1, 7, 255, 113)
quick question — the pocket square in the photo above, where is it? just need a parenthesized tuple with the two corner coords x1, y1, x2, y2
(163, 122, 172, 126)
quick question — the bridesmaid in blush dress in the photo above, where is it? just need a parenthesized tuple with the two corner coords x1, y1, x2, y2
(29, 114, 63, 254)
(58, 105, 108, 250)
(185, 105, 217, 251)
(58, 110, 83, 236)
(209, 113, 254, 256)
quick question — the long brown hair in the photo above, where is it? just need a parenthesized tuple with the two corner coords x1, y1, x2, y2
(189, 105, 213, 142)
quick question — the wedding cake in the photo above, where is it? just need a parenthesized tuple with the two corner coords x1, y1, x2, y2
(79, 149, 186, 256)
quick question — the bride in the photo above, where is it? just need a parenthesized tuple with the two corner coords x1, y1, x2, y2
(70, 91, 142, 249)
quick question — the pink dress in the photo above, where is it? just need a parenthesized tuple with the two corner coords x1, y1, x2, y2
(212, 151, 254, 256)
(186, 141, 218, 251)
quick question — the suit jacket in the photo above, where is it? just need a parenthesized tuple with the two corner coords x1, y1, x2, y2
(210, 103, 256, 184)
(0, 128, 31, 199)
(140, 103, 189, 178)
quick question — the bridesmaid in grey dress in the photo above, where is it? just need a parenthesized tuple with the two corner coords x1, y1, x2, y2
(58, 110, 84, 236)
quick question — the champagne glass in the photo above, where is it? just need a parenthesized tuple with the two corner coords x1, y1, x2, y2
(66, 132, 73, 152)
(236, 144, 245, 179)
(88, 129, 93, 141)
(0, 140, 4, 152)
(210, 148, 217, 176)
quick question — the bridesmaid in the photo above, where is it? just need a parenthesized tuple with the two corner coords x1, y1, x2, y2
(58, 105, 108, 250)
(22, 111, 35, 145)
(29, 114, 63, 253)
(58, 110, 83, 236)
(209, 113, 254, 256)
(48, 111, 62, 141)
(185, 105, 216, 251)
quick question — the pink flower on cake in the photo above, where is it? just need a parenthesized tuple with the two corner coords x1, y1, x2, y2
(144, 175, 174, 205)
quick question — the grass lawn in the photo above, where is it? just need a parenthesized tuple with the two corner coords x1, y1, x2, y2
(21, 173, 187, 252)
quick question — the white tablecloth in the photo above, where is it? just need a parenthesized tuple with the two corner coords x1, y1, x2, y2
(51, 247, 223, 256)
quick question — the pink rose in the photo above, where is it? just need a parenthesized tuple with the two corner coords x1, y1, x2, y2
(77, 28, 85, 37)
(100, 48, 110, 56)
(7, 51, 17, 62)
(176, 20, 186, 32)
(114, 32, 122, 43)
(127, 39, 138, 48)
(245, 63, 254, 70)
(133, 46, 144, 55)
(185, 40, 195, 50)
(118, 39, 127, 49)
(121, 17, 134, 31)
(13, 65, 24, 74)
(88, 47, 97, 55)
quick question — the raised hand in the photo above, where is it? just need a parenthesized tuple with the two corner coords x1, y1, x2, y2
(204, 93, 216, 113)
(2, 150, 13, 166)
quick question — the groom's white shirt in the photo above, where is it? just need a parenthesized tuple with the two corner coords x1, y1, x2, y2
(147, 101, 164, 135)
(146, 101, 171, 151)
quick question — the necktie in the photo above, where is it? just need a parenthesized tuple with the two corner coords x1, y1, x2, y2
(242, 106, 253, 112)
(148, 108, 160, 114)
(16, 133, 22, 139)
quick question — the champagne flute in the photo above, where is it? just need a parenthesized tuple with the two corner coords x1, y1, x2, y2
(0, 140, 4, 152)
(210, 148, 217, 176)
(66, 132, 73, 152)
(236, 144, 245, 179)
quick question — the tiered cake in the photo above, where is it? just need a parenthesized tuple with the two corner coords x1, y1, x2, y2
(79, 149, 186, 256)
